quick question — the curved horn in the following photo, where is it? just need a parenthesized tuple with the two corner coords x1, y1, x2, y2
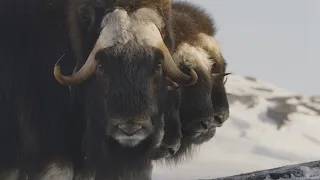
(54, 43, 101, 86)
(158, 42, 198, 86)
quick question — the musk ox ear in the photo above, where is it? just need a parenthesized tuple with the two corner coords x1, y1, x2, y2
(78, 5, 95, 30)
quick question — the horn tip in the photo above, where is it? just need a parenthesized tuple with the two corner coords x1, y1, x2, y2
(55, 54, 66, 66)
(53, 54, 67, 85)
(187, 68, 198, 86)
(178, 66, 198, 86)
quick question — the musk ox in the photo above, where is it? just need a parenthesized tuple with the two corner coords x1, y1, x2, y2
(53, 0, 198, 179)
(0, 0, 198, 179)
(0, 0, 82, 179)
(152, 1, 231, 163)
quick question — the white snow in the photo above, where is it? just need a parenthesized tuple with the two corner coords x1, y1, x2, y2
(152, 74, 320, 180)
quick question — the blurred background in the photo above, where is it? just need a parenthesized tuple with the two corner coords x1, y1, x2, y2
(153, 1, 320, 179)
(184, 0, 319, 96)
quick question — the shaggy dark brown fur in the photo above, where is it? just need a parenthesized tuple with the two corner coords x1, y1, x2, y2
(0, 0, 80, 179)
(171, 1, 216, 46)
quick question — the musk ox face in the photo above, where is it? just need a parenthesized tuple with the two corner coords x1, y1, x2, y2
(210, 59, 230, 126)
(179, 67, 216, 140)
(54, 7, 198, 147)
(152, 89, 182, 159)
(173, 33, 230, 143)
(94, 44, 167, 147)
(181, 62, 229, 143)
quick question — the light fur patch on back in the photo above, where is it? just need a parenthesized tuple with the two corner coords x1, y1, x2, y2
(173, 42, 213, 74)
(192, 33, 224, 65)
(97, 8, 164, 55)
(38, 162, 73, 180)
(132, 8, 164, 31)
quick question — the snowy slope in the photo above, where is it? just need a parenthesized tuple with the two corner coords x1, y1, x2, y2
(152, 74, 320, 180)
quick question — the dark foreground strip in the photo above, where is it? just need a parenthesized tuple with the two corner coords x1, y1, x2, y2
(199, 160, 320, 180)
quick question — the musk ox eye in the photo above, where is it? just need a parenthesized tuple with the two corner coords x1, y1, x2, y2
(155, 63, 162, 72)
(97, 64, 104, 73)
(153, 49, 164, 73)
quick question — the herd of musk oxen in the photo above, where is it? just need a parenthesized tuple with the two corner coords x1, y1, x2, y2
(0, 0, 230, 179)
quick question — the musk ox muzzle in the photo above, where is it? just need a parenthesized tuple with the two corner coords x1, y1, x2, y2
(108, 116, 154, 147)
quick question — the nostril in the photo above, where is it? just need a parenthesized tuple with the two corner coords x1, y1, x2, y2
(214, 115, 223, 126)
(167, 148, 177, 156)
(200, 120, 210, 130)
(117, 124, 142, 136)
(214, 110, 229, 125)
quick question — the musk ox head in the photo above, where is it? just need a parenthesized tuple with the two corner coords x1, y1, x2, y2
(173, 33, 230, 143)
(54, 7, 197, 148)
(151, 89, 182, 160)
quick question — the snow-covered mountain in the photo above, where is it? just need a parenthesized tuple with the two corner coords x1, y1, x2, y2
(152, 74, 320, 180)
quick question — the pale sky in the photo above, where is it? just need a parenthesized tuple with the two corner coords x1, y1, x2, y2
(184, 0, 319, 96)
